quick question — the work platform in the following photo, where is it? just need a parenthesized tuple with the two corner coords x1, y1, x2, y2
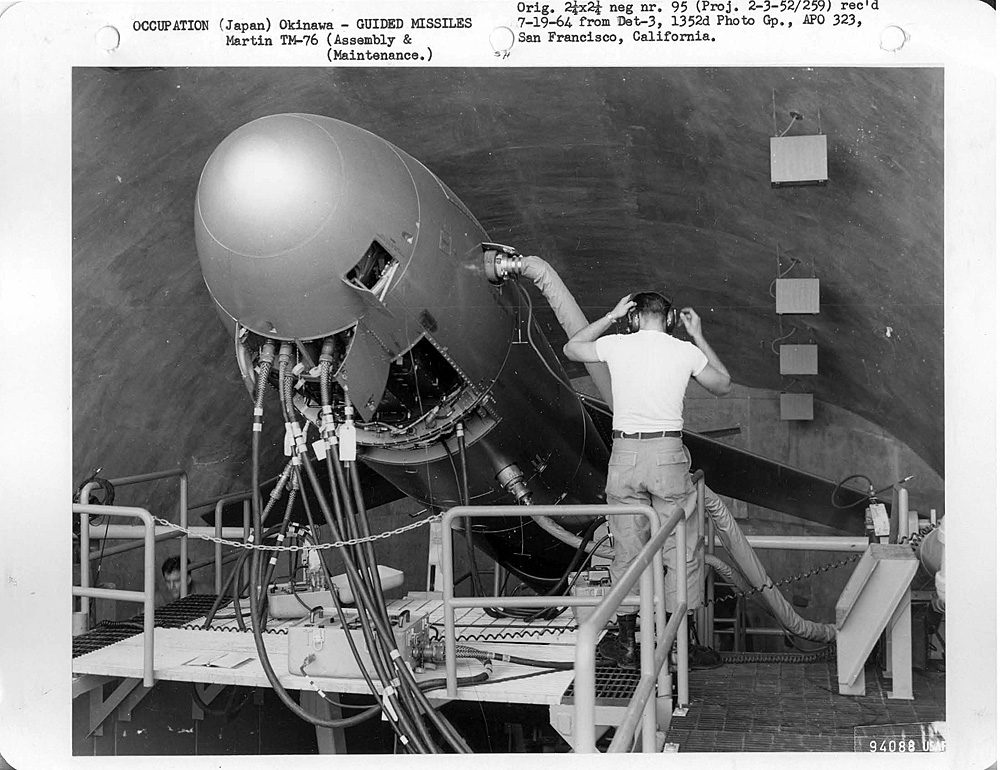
(72, 593, 946, 754)
(73, 593, 580, 707)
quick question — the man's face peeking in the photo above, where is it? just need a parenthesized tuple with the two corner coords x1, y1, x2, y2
(165, 569, 182, 599)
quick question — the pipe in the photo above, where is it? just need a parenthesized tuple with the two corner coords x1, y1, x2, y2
(726, 535, 869, 552)
(73, 504, 157, 687)
(89, 525, 249, 540)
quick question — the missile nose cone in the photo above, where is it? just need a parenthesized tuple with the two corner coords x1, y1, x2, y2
(194, 114, 420, 340)
(196, 115, 345, 259)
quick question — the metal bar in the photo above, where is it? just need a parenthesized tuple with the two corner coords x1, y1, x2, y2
(188, 488, 254, 516)
(706, 501, 716, 649)
(896, 485, 910, 542)
(714, 535, 869, 552)
(575, 506, 683, 752)
(179, 473, 188, 599)
(676, 514, 689, 708)
(449, 595, 638, 609)
(441, 504, 664, 701)
(189, 549, 242, 574)
(80, 508, 91, 616)
(215, 500, 224, 594)
(106, 469, 186, 486)
(89, 530, 181, 560)
(715, 626, 789, 636)
(641, 564, 656, 752)
(74, 504, 158, 687)
(695, 477, 706, 648)
(88, 525, 248, 540)
(73, 586, 146, 602)
(609, 609, 685, 752)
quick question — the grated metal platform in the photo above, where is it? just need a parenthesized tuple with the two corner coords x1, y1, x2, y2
(663, 658, 945, 752)
(561, 663, 641, 706)
(72, 594, 220, 658)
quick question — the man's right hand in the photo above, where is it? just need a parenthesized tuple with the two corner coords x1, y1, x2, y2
(608, 294, 636, 322)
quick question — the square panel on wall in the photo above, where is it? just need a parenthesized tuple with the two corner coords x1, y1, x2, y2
(770, 134, 828, 186)
(780, 393, 814, 420)
(780, 344, 818, 375)
(775, 278, 820, 314)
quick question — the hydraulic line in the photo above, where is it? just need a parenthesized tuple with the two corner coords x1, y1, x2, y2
(257, 486, 300, 630)
(242, 371, 385, 733)
(299, 457, 439, 752)
(454, 644, 574, 671)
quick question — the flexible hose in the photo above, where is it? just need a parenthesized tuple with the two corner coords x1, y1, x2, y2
(518, 254, 614, 407)
(704, 487, 836, 643)
(455, 644, 574, 671)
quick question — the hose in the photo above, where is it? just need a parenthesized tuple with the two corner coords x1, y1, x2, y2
(517, 254, 614, 407)
(704, 487, 836, 643)
(455, 644, 574, 671)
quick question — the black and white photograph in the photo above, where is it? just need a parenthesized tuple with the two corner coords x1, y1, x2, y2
(0, 1, 995, 768)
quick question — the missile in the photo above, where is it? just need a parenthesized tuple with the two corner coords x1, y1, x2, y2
(194, 114, 610, 586)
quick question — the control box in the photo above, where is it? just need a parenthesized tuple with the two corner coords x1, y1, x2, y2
(268, 565, 404, 619)
(288, 610, 431, 678)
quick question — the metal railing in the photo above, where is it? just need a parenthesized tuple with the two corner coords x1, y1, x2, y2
(73, 504, 157, 687)
(80, 469, 189, 602)
(80, 472, 254, 596)
(441, 496, 699, 753)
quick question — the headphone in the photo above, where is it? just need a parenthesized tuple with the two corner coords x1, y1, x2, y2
(626, 292, 678, 334)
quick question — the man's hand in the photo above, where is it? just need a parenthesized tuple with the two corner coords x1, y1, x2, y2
(679, 307, 703, 339)
(607, 294, 636, 322)
(564, 294, 635, 363)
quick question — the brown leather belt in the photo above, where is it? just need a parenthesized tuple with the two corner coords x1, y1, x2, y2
(612, 430, 682, 439)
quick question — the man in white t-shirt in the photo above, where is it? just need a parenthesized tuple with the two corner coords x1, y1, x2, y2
(564, 291, 731, 667)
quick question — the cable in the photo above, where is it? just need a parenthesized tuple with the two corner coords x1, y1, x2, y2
(768, 256, 801, 298)
(770, 324, 798, 355)
(455, 644, 574, 671)
(831, 473, 875, 509)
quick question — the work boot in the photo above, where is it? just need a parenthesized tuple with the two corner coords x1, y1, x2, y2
(597, 613, 639, 669)
(665, 612, 723, 670)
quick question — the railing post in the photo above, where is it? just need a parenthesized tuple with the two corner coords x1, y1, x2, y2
(640, 566, 656, 752)
(179, 472, 189, 598)
(442, 510, 458, 697)
(676, 513, 689, 709)
(695, 477, 706, 646)
(143, 510, 156, 686)
(896, 484, 909, 542)
(706, 495, 716, 649)
(214, 500, 225, 595)
(80, 508, 90, 616)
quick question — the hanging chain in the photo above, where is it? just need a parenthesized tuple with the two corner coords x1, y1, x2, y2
(706, 552, 863, 607)
(151, 512, 443, 552)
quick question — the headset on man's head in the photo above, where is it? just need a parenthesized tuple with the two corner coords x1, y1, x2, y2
(626, 291, 678, 333)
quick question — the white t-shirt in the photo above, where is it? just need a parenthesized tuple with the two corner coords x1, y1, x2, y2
(594, 330, 708, 432)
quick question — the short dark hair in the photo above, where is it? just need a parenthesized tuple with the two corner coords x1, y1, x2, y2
(161, 556, 181, 576)
(633, 291, 672, 319)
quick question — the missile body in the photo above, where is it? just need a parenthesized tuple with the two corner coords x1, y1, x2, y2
(195, 114, 609, 585)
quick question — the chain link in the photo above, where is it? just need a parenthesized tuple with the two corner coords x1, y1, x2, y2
(152, 513, 443, 552)
(706, 552, 862, 607)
